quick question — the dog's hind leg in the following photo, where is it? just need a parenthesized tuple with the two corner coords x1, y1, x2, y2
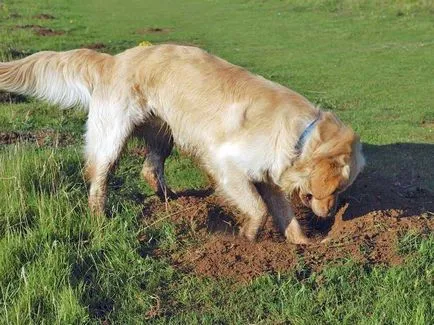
(135, 117, 176, 200)
(84, 100, 137, 215)
(255, 183, 309, 245)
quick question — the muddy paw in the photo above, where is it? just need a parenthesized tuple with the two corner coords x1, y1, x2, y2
(238, 224, 257, 241)
(320, 237, 332, 244)
(287, 235, 311, 245)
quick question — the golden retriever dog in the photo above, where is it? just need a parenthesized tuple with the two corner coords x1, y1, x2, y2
(0, 44, 365, 244)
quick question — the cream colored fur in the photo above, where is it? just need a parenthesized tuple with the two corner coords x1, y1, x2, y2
(0, 44, 365, 244)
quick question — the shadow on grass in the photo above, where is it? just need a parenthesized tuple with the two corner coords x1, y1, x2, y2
(306, 142, 434, 235)
(339, 142, 434, 221)
(175, 187, 214, 198)
(0, 91, 28, 104)
(70, 252, 114, 320)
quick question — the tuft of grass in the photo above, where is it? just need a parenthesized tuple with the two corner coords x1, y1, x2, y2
(396, 228, 429, 255)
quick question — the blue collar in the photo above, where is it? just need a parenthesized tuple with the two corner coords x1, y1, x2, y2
(294, 113, 321, 154)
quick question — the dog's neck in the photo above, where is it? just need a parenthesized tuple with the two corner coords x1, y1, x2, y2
(268, 110, 321, 185)
(294, 112, 321, 155)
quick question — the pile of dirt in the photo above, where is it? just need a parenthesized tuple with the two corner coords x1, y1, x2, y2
(0, 130, 76, 147)
(138, 173, 433, 281)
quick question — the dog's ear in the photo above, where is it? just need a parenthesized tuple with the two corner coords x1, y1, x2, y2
(309, 157, 342, 198)
(304, 111, 352, 157)
(316, 111, 342, 142)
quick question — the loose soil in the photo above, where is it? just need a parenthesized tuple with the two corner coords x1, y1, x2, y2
(0, 130, 76, 147)
(138, 170, 433, 282)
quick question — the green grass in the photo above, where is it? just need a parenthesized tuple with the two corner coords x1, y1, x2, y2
(1, 0, 433, 323)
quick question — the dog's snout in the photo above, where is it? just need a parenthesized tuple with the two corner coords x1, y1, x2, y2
(317, 210, 330, 218)
(311, 195, 338, 218)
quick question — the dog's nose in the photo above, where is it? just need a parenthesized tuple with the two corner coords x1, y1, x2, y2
(314, 206, 335, 218)
(311, 195, 339, 218)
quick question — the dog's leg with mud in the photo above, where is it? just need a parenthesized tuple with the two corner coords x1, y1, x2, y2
(214, 168, 268, 241)
(255, 183, 309, 245)
(85, 99, 136, 215)
(135, 117, 176, 200)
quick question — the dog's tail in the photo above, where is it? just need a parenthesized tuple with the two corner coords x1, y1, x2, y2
(0, 49, 113, 109)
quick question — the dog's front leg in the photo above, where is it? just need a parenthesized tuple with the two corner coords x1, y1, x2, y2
(255, 183, 310, 245)
(216, 170, 268, 241)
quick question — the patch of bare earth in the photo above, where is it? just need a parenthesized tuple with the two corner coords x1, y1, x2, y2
(15, 24, 64, 36)
(136, 27, 172, 35)
(32, 13, 56, 20)
(138, 170, 433, 282)
(421, 120, 434, 130)
(0, 130, 76, 147)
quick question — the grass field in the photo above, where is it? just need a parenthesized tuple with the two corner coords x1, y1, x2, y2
(1, 0, 433, 323)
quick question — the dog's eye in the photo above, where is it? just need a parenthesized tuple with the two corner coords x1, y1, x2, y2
(305, 193, 313, 202)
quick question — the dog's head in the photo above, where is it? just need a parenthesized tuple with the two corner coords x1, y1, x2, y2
(279, 111, 365, 218)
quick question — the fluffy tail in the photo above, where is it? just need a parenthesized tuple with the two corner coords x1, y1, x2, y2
(0, 49, 113, 109)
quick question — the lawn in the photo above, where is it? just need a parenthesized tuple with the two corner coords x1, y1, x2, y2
(0, 0, 433, 323)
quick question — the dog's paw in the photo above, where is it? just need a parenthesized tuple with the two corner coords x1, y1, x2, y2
(287, 235, 311, 245)
(88, 195, 106, 216)
(285, 222, 310, 245)
(320, 237, 332, 244)
(238, 224, 258, 241)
